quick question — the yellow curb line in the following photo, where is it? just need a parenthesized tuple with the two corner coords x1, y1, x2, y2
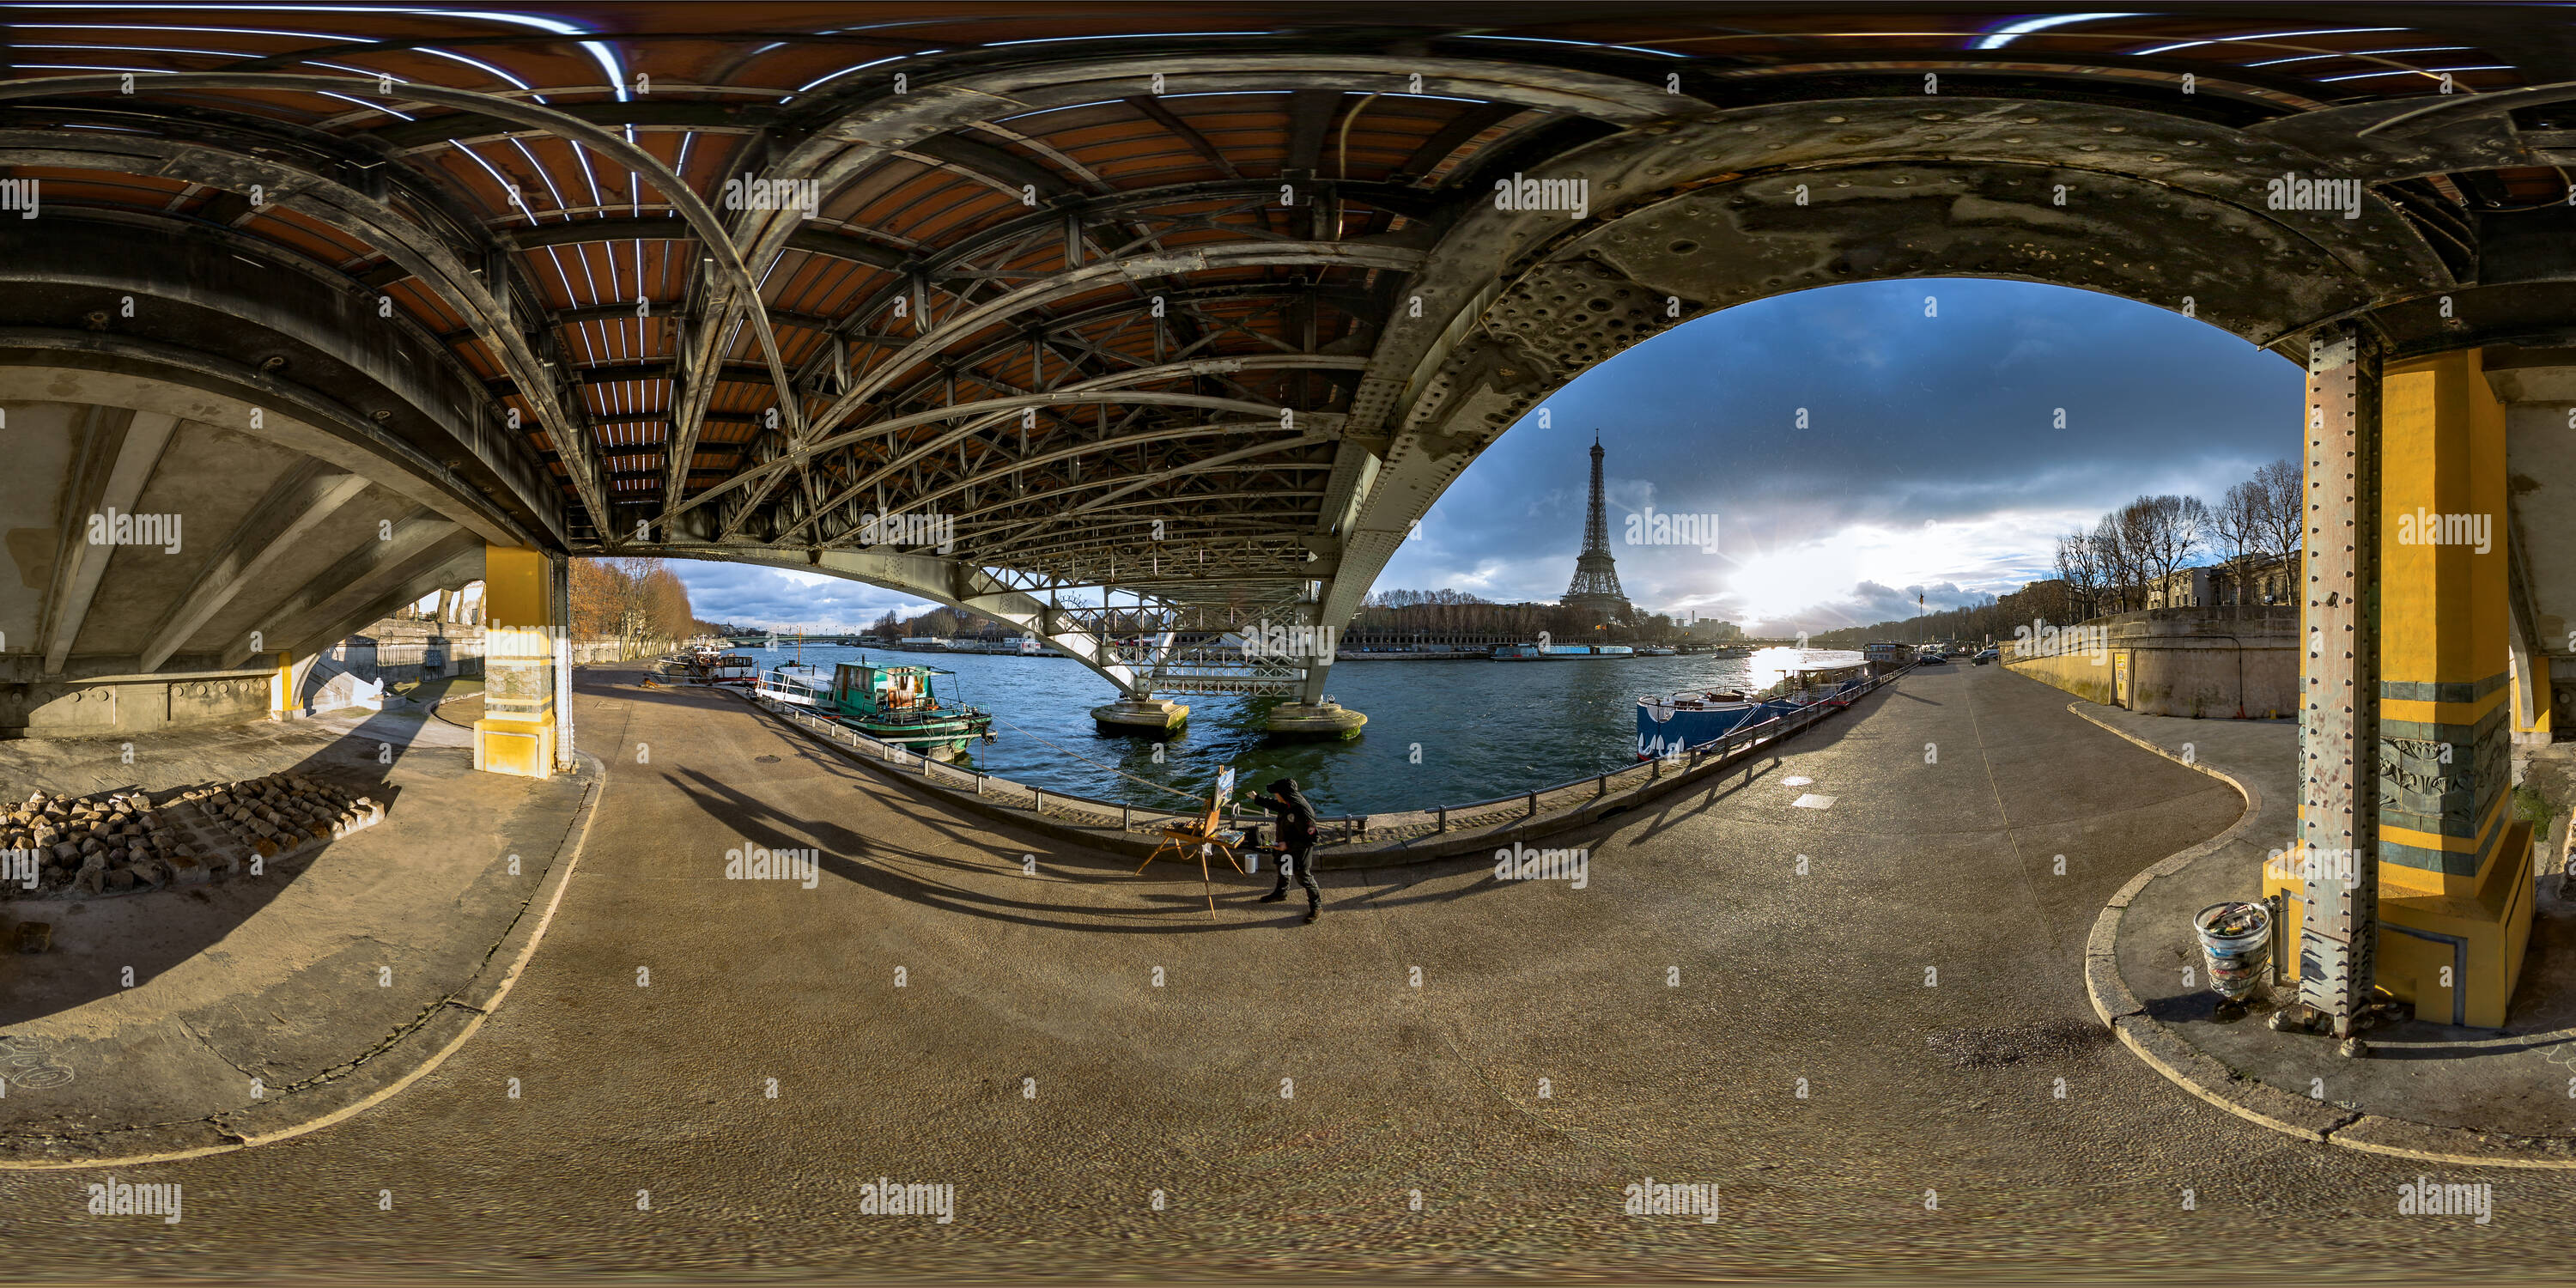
(0, 749, 608, 1171)
(2063, 699, 2576, 1169)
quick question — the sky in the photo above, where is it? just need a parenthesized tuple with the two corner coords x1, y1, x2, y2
(667, 276, 2306, 635)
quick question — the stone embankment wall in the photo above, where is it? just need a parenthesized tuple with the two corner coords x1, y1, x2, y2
(568, 638, 675, 665)
(326, 618, 483, 686)
(2004, 605, 2297, 720)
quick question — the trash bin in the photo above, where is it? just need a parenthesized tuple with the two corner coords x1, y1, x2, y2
(2195, 901, 2272, 1000)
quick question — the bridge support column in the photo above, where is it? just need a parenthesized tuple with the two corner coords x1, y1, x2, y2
(266, 650, 300, 719)
(2272, 342, 2534, 1033)
(2372, 348, 2530, 1028)
(1264, 661, 1366, 738)
(474, 544, 560, 779)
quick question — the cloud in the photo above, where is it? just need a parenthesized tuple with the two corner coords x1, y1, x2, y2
(1374, 276, 2300, 630)
(665, 561, 940, 630)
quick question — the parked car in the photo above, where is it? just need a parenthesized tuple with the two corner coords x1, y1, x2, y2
(1974, 647, 1999, 665)
(1914, 651, 1944, 665)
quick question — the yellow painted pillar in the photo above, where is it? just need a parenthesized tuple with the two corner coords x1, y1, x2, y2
(2512, 643, 2553, 745)
(474, 544, 557, 779)
(2375, 349, 2532, 1027)
(268, 650, 295, 718)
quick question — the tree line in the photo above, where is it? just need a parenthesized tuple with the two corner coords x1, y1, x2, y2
(2052, 459, 2300, 619)
(569, 558, 699, 654)
(1810, 459, 2304, 646)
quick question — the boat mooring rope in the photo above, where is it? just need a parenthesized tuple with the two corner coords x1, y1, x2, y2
(985, 714, 1218, 806)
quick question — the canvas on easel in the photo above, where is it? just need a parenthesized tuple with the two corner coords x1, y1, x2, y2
(1138, 766, 1245, 917)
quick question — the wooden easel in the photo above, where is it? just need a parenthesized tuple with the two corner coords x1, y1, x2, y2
(1138, 774, 1247, 918)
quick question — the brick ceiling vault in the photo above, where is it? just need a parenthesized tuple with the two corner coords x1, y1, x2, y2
(4, 3, 2573, 623)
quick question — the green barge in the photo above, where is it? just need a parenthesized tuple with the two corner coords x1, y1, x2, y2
(823, 660, 993, 761)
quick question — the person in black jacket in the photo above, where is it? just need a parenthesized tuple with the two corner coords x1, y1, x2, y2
(1257, 776, 1322, 921)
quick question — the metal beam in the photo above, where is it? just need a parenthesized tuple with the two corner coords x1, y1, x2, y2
(42, 408, 177, 675)
(0, 72, 806, 537)
(2296, 321, 2383, 1038)
(781, 355, 1364, 543)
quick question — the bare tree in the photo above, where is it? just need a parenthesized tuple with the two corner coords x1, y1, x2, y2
(2211, 477, 2265, 616)
(2054, 531, 2104, 621)
(2091, 515, 2137, 613)
(2119, 494, 2210, 608)
(2112, 495, 2215, 611)
(2251, 458, 2303, 599)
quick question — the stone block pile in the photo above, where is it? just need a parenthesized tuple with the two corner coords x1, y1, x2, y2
(0, 773, 382, 902)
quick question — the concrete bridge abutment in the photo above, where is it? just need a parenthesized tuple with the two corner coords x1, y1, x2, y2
(2275, 343, 2536, 1031)
(471, 546, 574, 780)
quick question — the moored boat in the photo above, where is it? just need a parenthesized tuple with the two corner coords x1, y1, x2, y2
(1633, 663, 1873, 759)
(1494, 643, 1637, 659)
(755, 663, 833, 708)
(1636, 688, 1781, 759)
(691, 652, 757, 685)
(826, 660, 993, 760)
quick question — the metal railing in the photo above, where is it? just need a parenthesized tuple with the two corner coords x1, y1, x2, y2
(714, 660, 1901, 850)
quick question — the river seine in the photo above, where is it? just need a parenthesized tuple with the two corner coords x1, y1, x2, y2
(728, 642, 1872, 815)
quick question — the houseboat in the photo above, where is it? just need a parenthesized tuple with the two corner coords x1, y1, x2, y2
(1493, 643, 1637, 660)
(691, 652, 757, 686)
(754, 663, 833, 709)
(827, 661, 993, 760)
(1634, 663, 1874, 759)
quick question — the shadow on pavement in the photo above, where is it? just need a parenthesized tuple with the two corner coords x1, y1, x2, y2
(0, 705, 436, 1027)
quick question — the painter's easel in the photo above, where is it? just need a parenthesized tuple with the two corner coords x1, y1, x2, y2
(1137, 767, 1246, 917)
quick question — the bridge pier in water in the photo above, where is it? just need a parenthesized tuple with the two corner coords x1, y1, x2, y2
(1263, 662, 1367, 739)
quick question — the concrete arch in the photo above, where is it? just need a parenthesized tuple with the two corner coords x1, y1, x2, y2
(1307, 91, 2461, 641)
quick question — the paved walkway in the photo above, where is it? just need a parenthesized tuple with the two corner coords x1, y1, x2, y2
(2077, 702, 2576, 1160)
(0, 705, 592, 1163)
(9, 665, 2576, 1278)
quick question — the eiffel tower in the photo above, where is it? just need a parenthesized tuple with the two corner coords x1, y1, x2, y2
(1562, 433, 1632, 621)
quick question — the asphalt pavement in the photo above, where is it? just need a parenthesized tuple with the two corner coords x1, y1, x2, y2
(6, 662, 2564, 1279)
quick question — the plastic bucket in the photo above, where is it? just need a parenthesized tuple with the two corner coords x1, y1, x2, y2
(2194, 901, 2272, 999)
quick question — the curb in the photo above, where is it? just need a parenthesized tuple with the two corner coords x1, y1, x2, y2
(2066, 700, 2576, 1168)
(0, 750, 606, 1170)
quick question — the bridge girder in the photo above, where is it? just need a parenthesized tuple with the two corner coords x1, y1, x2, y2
(13, 21, 2576, 668)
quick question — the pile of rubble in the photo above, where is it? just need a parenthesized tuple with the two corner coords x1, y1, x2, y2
(184, 772, 383, 861)
(4, 787, 194, 898)
(1, 773, 381, 902)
